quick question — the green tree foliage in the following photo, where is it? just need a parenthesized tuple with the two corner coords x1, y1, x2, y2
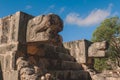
(92, 17, 120, 71)
(94, 58, 111, 71)
(110, 37, 120, 66)
(92, 17, 120, 42)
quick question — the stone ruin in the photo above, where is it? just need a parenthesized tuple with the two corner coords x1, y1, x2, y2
(0, 11, 108, 80)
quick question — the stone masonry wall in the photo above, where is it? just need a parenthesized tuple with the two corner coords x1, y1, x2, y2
(63, 39, 91, 64)
(0, 12, 33, 80)
(64, 40, 108, 63)
(63, 40, 108, 69)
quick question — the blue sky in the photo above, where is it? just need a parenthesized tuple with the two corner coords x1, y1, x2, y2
(0, 0, 120, 42)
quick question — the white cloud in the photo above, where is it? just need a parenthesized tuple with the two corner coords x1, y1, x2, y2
(25, 5, 32, 10)
(65, 4, 112, 27)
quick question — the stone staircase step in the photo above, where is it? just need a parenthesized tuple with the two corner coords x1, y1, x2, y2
(27, 43, 75, 61)
(48, 70, 92, 80)
(28, 57, 83, 70)
(45, 52, 75, 62)
(27, 42, 69, 54)
(47, 60, 83, 70)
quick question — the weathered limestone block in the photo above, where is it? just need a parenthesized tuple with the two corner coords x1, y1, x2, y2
(20, 74, 39, 80)
(16, 57, 31, 70)
(0, 55, 4, 70)
(27, 56, 83, 71)
(0, 43, 18, 54)
(47, 60, 81, 70)
(49, 70, 92, 80)
(27, 14, 63, 46)
(0, 12, 33, 80)
(3, 71, 18, 80)
(55, 46, 69, 54)
(45, 73, 52, 80)
(0, 43, 18, 71)
(27, 42, 74, 61)
(58, 52, 75, 61)
(60, 61, 83, 70)
(0, 11, 33, 44)
(88, 41, 108, 57)
(16, 57, 40, 80)
(20, 67, 35, 75)
(64, 40, 108, 64)
(64, 40, 91, 63)
(4, 54, 11, 71)
(0, 51, 16, 72)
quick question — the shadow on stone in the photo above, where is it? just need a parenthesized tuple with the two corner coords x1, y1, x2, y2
(0, 64, 3, 80)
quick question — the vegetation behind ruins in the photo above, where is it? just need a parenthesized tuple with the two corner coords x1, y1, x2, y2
(92, 16, 120, 71)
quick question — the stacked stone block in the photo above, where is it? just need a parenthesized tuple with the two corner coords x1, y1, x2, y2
(0, 12, 33, 80)
(63, 40, 108, 69)
(27, 14, 63, 47)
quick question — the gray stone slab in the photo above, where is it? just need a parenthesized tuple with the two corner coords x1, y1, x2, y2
(64, 40, 91, 63)
(3, 71, 18, 80)
(88, 41, 108, 57)
(0, 11, 33, 44)
(0, 55, 4, 71)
